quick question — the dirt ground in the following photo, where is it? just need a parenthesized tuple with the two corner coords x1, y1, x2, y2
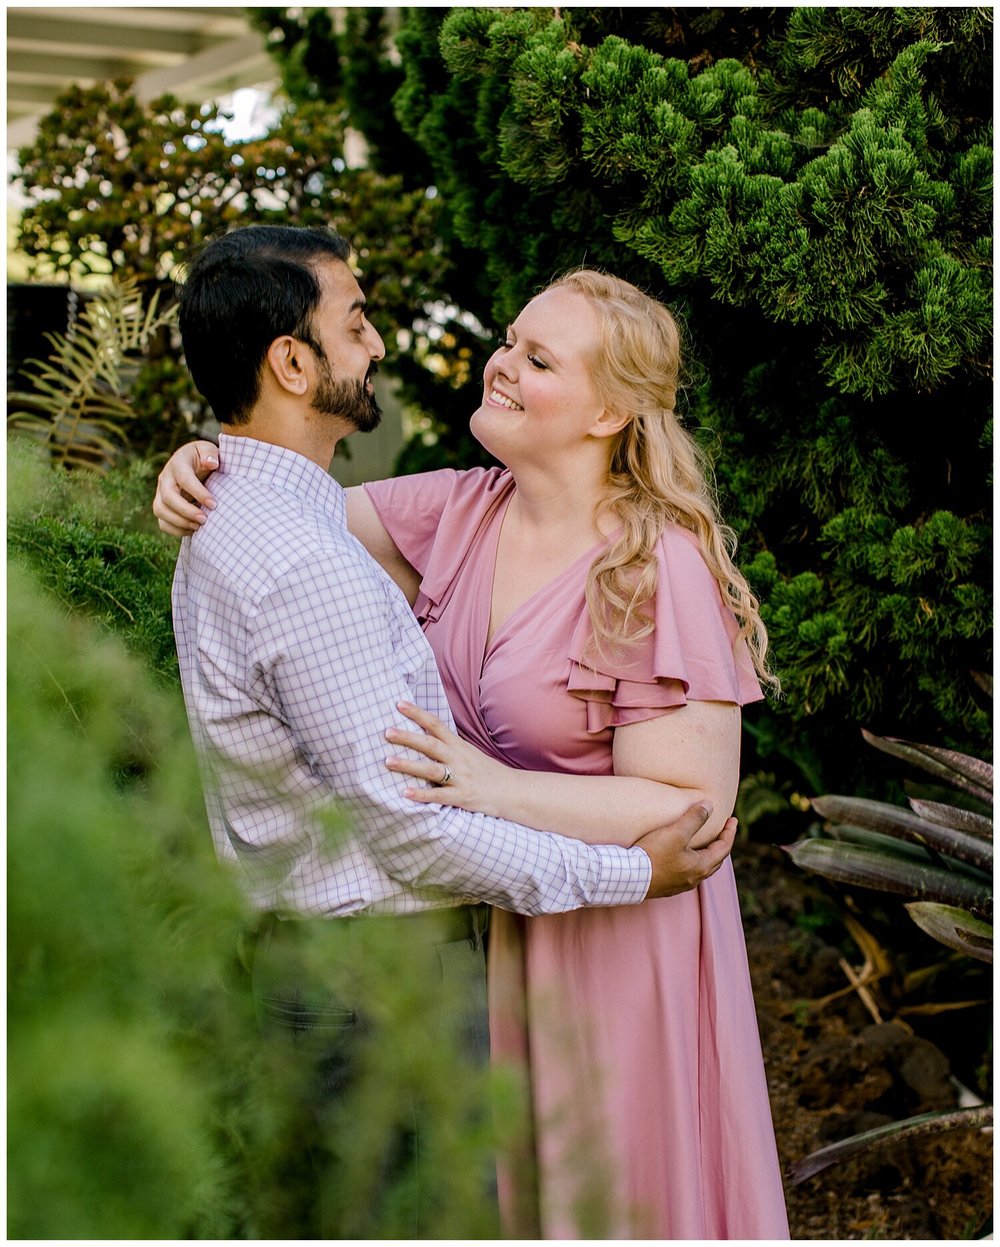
(738, 840, 993, 1241)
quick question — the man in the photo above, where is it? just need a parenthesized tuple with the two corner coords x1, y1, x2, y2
(164, 225, 735, 1233)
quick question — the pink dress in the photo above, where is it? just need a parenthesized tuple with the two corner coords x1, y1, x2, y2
(365, 467, 789, 1240)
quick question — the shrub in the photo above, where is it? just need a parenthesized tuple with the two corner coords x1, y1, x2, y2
(7, 438, 179, 683)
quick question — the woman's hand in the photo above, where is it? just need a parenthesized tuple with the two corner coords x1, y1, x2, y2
(153, 440, 220, 536)
(385, 701, 511, 816)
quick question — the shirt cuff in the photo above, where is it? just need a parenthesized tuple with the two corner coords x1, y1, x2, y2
(590, 844, 652, 906)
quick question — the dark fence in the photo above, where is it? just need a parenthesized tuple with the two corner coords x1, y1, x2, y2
(7, 282, 85, 391)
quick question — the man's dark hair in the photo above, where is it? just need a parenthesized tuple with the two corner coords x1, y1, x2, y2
(177, 225, 352, 425)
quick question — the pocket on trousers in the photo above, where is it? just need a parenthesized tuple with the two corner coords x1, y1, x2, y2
(259, 993, 358, 1034)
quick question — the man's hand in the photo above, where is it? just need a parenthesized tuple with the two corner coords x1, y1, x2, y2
(636, 802, 736, 898)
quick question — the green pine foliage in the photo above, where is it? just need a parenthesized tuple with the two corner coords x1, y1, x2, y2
(9, 561, 247, 1237)
(383, 6, 992, 794)
(8, 439, 180, 683)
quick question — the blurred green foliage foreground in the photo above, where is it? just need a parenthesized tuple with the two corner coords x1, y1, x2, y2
(7, 447, 509, 1239)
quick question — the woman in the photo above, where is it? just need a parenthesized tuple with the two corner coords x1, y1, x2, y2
(155, 270, 788, 1239)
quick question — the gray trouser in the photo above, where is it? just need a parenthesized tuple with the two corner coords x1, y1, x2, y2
(249, 906, 494, 1239)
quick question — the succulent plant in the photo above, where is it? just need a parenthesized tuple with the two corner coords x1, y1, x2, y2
(787, 730, 992, 963)
(786, 728, 993, 1190)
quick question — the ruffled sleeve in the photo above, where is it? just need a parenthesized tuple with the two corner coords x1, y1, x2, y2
(567, 524, 764, 733)
(363, 466, 513, 623)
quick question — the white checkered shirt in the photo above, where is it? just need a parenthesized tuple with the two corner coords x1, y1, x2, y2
(171, 435, 652, 918)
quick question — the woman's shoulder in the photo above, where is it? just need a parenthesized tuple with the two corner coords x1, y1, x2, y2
(648, 523, 723, 601)
(567, 519, 761, 724)
(362, 464, 511, 582)
(651, 522, 762, 703)
(443, 464, 512, 507)
(656, 521, 717, 579)
(364, 464, 509, 517)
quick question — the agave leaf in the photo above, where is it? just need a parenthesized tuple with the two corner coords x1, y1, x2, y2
(862, 730, 993, 803)
(784, 840, 992, 916)
(791, 1106, 992, 1182)
(898, 999, 990, 1016)
(908, 798, 993, 842)
(857, 728, 987, 798)
(905, 902, 993, 964)
(825, 826, 992, 887)
(811, 794, 992, 873)
(910, 744, 993, 797)
(825, 823, 950, 868)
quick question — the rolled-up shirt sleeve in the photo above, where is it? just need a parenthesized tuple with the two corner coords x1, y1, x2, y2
(249, 552, 652, 915)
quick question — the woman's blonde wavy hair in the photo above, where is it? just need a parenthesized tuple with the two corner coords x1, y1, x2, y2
(544, 269, 777, 690)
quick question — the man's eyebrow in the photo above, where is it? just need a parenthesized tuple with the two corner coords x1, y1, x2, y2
(347, 297, 367, 316)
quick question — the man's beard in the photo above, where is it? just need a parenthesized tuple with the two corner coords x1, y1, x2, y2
(312, 355, 382, 433)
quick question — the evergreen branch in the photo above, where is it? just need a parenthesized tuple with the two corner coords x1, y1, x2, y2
(75, 580, 138, 624)
(21, 640, 84, 730)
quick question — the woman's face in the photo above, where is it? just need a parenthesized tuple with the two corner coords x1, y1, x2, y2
(470, 288, 609, 467)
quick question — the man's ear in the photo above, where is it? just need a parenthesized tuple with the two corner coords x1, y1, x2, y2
(589, 405, 632, 440)
(266, 336, 309, 396)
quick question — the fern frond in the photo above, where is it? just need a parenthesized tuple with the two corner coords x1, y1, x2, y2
(7, 278, 178, 473)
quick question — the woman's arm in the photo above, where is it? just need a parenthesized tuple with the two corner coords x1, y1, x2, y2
(345, 487, 421, 606)
(152, 443, 422, 605)
(385, 700, 741, 849)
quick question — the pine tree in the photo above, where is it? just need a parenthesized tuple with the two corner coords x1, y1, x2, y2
(383, 6, 992, 795)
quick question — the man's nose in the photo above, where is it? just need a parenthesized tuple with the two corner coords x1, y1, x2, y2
(367, 323, 386, 361)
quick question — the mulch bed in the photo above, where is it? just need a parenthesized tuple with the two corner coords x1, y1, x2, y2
(739, 841, 993, 1240)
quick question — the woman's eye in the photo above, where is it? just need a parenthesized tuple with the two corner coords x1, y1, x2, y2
(528, 354, 547, 370)
(497, 338, 513, 350)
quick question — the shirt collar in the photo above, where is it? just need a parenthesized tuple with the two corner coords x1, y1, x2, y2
(216, 434, 345, 524)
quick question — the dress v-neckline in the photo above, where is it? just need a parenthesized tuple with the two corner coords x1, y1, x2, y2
(481, 491, 608, 665)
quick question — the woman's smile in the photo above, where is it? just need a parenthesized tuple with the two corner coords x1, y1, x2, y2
(486, 386, 523, 411)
